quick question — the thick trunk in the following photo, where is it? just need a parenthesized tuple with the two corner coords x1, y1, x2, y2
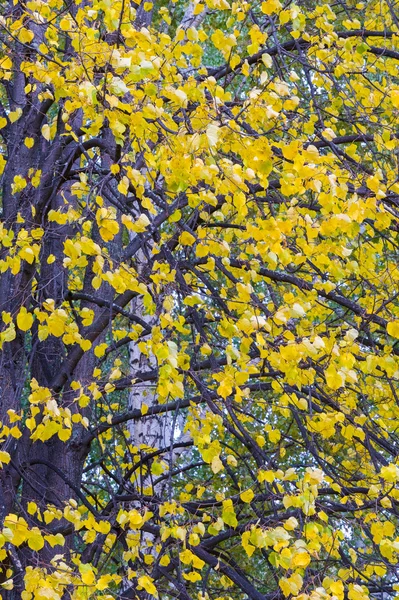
(0, 106, 111, 581)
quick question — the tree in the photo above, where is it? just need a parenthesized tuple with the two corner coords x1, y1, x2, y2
(1, 0, 399, 598)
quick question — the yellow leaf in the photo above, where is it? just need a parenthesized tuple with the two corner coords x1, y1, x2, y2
(17, 307, 34, 332)
(96, 520, 111, 534)
(322, 128, 336, 141)
(284, 517, 298, 531)
(206, 123, 219, 147)
(387, 321, 399, 338)
(9, 108, 22, 123)
(58, 428, 71, 441)
(292, 550, 311, 568)
(330, 581, 344, 600)
(129, 509, 144, 528)
(391, 90, 399, 108)
(173, 88, 188, 108)
(9, 426, 22, 439)
(59, 18, 71, 31)
(183, 571, 202, 582)
(19, 247, 35, 264)
(261, 0, 282, 14)
(258, 469, 275, 483)
(27, 502, 37, 515)
(45, 533, 65, 547)
(180, 549, 193, 565)
(211, 455, 224, 473)
(325, 366, 345, 390)
(96, 207, 120, 241)
(268, 429, 281, 443)
(0, 451, 11, 465)
(179, 231, 196, 246)
(94, 343, 107, 358)
(240, 489, 255, 503)
(80, 564, 95, 585)
(0, 579, 13, 590)
(28, 531, 44, 551)
(96, 574, 113, 591)
(138, 575, 158, 597)
(41, 124, 51, 141)
(380, 463, 399, 482)
(279, 573, 303, 597)
(19, 28, 34, 44)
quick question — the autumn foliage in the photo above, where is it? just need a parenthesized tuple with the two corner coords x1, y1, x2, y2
(1, 0, 399, 598)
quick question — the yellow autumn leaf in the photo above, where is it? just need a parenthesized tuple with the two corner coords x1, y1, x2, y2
(129, 509, 144, 528)
(27, 502, 37, 515)
(387, 321, 399, 338)
(41, 124, 51, 141)
(9, 426, 22, 439)
(240, 489, 255, 503)
(391, 90, 399, 108)
(258, 469, 275, 483)
(80, 564, 95, 585)
(291, 550, 311, 568)
(138, 575, 158, 597)
(179, 231, 196, 246)
(284, 517, 299, 531)
(59, 18, 71, 31)
(179, 549, 193, 564)
(211, 455, 224, 473)
(330, 581, 345, 600)
(96, 520, 111, 534)
(9, 108, 22, 123)
(19, 28, 34, 44)
(206, 123, 219, 147)
(28, 531, 44, 551)
(325, 366, 345, 390)
(123, 213, 151, 233)
(279, 573, 303, 597)
(261, 0, 282, 14)
(183, 571, 202, 582)
(94, 343, 107, 357)
(58, 428, 71, 441)
(0, 451, 11, 466)
(380, 463, 399, 482)
(268, 429, 281, 443)
(44, 533, 65, 547)
(16, 307, 33, 331)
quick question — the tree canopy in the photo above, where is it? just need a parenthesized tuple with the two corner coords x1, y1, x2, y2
(1, 0, 399, 599)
